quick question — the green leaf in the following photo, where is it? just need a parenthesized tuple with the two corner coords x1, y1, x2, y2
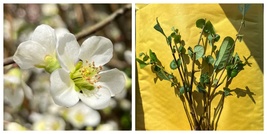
(200, 72, 210, 85)
(208, 34, 213, 42)
(194, 45, 204, 60)
(143, 55, 149, 61)
(188, 47, 193, 58)
(179, 86, 185, 95)
(168, 73, 174, 79)
(214, 34, 220, 42)
(226, 65, 233, 78)
(173, 34, 181, 44)
(170, 59, 177, 70)
(136, 58, 148, 68)
(178, 45, 186, 54)
(139, 52, 145, 57)
(238, 4, 251, 16)
(230, 69, 238, 78)
(223, 87, 231, 96)
(170, 59, 181, 70)
(167, 35, 172, 46)
(214, 36, 235, 70)
(153, 65, 170, 81)
(149, 49, 158, 63)
(171, 27, 178, 33)
(154, 17, 166, 37)
(196, 18, 206, 29)
(206, 55, 214, 64)
(197, 84, 206, 93)
(208, 34, 220, 44)
(204, 21, 215, 35)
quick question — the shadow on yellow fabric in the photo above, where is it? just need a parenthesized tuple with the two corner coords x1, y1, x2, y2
(135, 4, 263, 130)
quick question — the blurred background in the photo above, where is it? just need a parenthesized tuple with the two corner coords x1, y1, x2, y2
(3, 4, 132, 130)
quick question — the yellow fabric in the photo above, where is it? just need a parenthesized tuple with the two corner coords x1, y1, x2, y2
(136, 4, 263, 130)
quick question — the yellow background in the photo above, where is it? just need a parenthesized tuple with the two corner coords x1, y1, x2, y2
(136, 4, 263, 130)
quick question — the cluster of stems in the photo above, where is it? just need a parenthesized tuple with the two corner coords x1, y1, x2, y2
(169, 17, 245, 130)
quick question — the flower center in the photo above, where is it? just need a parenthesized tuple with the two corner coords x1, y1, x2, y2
(35, 55, 61, 73)
(70, 61, 102, 93)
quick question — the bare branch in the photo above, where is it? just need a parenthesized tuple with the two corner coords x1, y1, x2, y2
(4, 56, 15, 66)
(75, 4, 132, 40)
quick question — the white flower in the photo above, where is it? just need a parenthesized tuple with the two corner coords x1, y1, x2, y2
(65, 102, 100, 129)
(13, 24, 60, 73)
(4, 68, 32, 109)
(31, 113, 65, 130)
(124, 50, 132, 65)
(50, 33, 126, 109)
(96, 120, 118, 130)
(5, 122, 27, 130)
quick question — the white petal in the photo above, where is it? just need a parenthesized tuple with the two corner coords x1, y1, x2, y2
(84, 108, 101, 127)
(79, 87, 111, 110)
(4, 87, 24, 108)
(68, 102, 100, 127)
(98, 68, 126, 96)
(50, 68, 79, 107)
(31, 24, 56, 54)
(21, 81, 33, 100)
(79, 36, 113, 66)
(124, 50, 132, 65)
(13, 41, 48, 69)
(57, 33, 80, 72)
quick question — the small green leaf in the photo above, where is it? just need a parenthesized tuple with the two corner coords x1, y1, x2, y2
(194, 45, 204, 60)
(170, 59, 181, 70)
(226, 65, 233, 77)
(170, 60, 177, 70)
(208, 34, 220, 43)
(171, 27, 178, 33)
(168, 73, 174, 79)
(143, 55, 149, 61)
(200, 73, 210, 85)
(172, 46, 176, 54)
(223, 87, 231, 96)
(173, 34, 181, 44)
(214, 34, 220, 42)
(204, 21, 215, 35)
(206, 55, 214, 64)
(167, 35, 172, 46)
(208, 34, 213, 42)
(153, 65, 170, 81)
(170, 59, 177, 70)
(136, 58, 148, 68)
(230, 69, 238, 78)
(149, 49, 158, 63)
(197, 84, 206, 93)
(196, 18, 206, 29)
(139, 52, 145, 57)
(178, 45, 186, 54)
(154, 17, 166, 37)
(188, 47, 193, 58)
(180, 86, 185, 95)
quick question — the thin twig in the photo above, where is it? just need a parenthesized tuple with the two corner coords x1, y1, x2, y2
(75, 4, 131, 40)
(4, 56, 15, 66)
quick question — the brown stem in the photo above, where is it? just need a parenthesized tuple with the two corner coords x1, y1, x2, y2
(3, 56, 15, 66)
(75, 4, 131, 40)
